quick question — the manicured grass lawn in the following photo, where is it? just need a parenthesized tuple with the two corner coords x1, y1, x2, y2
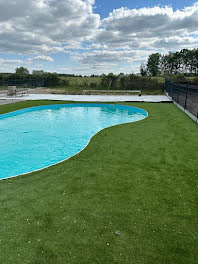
(0, 101, 197, 264)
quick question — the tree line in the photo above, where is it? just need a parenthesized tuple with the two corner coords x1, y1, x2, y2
(0, 67, 163, 91)
(99, 73, 163, 91)
(0, 67, 68, 87)
(0, 67, 101, 88)
(141, 48, 198, 77)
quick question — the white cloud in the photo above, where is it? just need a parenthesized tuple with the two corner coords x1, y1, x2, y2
(0, 58, 28, 72)
(95, 3, 198, 50)
(0, 0, 100, 54)
(28, 55, 54, 62)
(70, 49, 154, 74)
(74, 50, 152, 64)
(153, 36, 198, 49)
(0, 55, 53, 72)
(0, 58, 24, 64)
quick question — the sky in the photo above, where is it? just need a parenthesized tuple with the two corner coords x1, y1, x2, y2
(0, 0, 198, 75)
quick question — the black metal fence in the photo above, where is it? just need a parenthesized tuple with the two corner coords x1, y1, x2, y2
(0, 79, 46, 90)
(165, 79, 198, 121)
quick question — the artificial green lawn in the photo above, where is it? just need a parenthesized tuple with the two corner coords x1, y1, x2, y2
(0, 101, 197, 264)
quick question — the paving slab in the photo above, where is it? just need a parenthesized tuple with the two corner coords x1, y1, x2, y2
(0, 94, 172, 103)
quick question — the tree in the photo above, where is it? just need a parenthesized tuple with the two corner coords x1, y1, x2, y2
(100, 73, 118, 89)
(194, 49, 198, 75)
(15, 67, 29, 75)
(140, 64, 147, 76)
(147, 53, 161, 76)
(148, 48, 198, 76)
(45, 73, 59, 87)
(32, 70, 45, 75)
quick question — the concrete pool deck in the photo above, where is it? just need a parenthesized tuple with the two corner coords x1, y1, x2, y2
(0, 94, 172, 103)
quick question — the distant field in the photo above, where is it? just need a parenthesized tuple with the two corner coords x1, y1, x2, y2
(61, 76, 165, 86)
(60, 76, 101, 87)
(58, 76, 165, 95)
(151, 76, 165, 83)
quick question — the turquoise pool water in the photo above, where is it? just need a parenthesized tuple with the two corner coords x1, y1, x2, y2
(0, 103, 148, 179)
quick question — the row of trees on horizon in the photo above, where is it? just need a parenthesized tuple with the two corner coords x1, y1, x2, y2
(0, 67, 164, 90)
(142, 48, 198, 77)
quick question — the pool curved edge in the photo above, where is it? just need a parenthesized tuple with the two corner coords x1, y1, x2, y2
(0, 103, 148, 181)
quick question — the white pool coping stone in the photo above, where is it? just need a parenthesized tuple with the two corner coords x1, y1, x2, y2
(0, 94, 172, 102)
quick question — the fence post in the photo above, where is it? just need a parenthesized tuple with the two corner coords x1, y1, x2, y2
(171, 82, 173, 98)
(165, 79, 169, 95)
(184, 84, 189, 110)
(176, 85, 180, 103)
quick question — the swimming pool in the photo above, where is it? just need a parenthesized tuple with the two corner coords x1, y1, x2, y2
(0, 103, 148, 180)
